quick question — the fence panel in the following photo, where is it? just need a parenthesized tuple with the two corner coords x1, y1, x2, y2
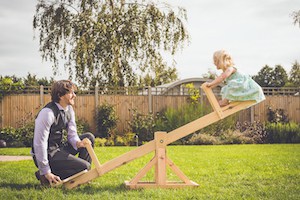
(0, 91, 299, 135)
(1, 95, 42, 127)
(252, 95, 299, 123)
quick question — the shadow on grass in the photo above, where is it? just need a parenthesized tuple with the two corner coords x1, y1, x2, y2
(0, 182, 42, 190)
(65, 183, 133, 195)
(0, 181, 138, 194)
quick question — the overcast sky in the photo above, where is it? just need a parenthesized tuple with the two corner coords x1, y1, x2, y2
(0, 0, 299, 81)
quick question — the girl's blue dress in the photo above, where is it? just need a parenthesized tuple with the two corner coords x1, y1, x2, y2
(221, 68, 265, 103)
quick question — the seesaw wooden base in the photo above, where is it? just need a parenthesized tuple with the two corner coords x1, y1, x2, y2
(125, 181, 199, 189)
(52, 169, 88, 187)
(52, 83, 259, 189)
(125, 132, 199, 189)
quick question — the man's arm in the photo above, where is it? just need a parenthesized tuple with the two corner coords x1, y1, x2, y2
(66, 106, 81, 149)
(34, 108, 62, 184)
(33, 108, 53, 175)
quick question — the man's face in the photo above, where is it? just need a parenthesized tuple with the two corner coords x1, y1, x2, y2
(60, 89, 76, 106)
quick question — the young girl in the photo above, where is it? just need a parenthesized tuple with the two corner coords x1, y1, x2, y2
(205, 50, 265, 107)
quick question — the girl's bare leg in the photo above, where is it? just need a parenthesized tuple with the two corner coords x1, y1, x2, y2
(218, 99, 229, 107)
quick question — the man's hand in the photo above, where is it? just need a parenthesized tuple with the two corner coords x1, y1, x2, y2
(76, 140, 85, 149)
(45, 173, 61, 185)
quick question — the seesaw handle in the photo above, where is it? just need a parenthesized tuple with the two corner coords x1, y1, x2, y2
(82, 138, 102, 171)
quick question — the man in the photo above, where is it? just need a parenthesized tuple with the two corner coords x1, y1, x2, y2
(32, 80, 95, 186)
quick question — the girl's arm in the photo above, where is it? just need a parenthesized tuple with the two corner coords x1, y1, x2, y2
(206, 67, 235, 88)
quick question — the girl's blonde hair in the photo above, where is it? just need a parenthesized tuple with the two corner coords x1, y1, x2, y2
(213, 50, 234, 70)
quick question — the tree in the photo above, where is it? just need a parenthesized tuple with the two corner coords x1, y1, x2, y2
(0, 76, 24, 99)
(288, 61, 300, 87)
(33, 0, 189, 87)
(272, 65, 288, 87)
(253, 65, 274, 87)
(23, 73, 53, 87)
(253, 65, 288, 87)
(292, 10, 300, 27)
(138, 61, 178, 87)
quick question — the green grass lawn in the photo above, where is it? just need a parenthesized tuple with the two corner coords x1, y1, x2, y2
(0, 144, 299, 200)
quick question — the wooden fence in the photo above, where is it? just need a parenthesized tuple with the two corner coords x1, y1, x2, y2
(0, 87, 299, 134)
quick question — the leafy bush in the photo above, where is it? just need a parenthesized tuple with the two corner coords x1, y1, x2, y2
(0, 123, 34, 147)
(121, 132, 137, 146)
(184, 83, 200, 104)
(188, 130, 255, 145)
(219, 130, 254, 144)
(95, 103, 118, 138)
(265, 122, 300, 143)
(76, 118, 91, 134)
(235, 121, 267, 144)
(0, 127, 19, 147)
(128, 109, 155, 144)
(267, 106, 289, 123)
(0, 76, 24, 100)
(155, 103, 210, 132)
(94, 137, 107, 147)
(155, 102, 238, 144)
(0, 119, 92, 147)
(105, 138, 115, 146)
(16, 122, 35, 147)
(114, 136, 126, 146)
(201, 114, 237, 137)
(188, 133, 220, 145)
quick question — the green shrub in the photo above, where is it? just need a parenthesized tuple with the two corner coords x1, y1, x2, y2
(122, 132, 137, 146)
(155, 103, 209, 133)
(201, 114, 237, 137)
(0, 119, 92, 148)
(267, 106, 289, 123)
(188, 133, 220, 145)
(235, 121, 267, 144)
(188, 130, 255, 145)
(114, 136, 126, 146)
(184, 83, 200, 104)
(95, 103, 118, 138)
(266, 122, 300, 143)
(220, 130, 254, 144)
(16, 122, 34, 147)
(105, 138, 115, 146)
(94, 137, 107, 147)
(0, 123, 34, 147)
(154, 103, 237, 144)
(0, 77, 24, 100)
(76, 118, 91, 134)
(128, 109, 155, 144)
(0, 127, 19, 147)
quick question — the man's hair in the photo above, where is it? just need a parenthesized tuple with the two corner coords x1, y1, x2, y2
(51, 80, 77, 103)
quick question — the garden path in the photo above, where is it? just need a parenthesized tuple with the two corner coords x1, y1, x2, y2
(0, 155, 32, 161)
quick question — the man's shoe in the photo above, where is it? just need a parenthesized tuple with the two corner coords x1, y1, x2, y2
(35, 171, 50, 186)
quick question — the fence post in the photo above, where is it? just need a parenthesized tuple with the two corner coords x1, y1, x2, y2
(95, 86, 99, 109)
(40, 85, 44, 107)
(0, 98, 2, 128)
(148, 86, 152, 114)
(250, 106, 254, 123)
(200, 87, 204, 104)
(95, 86, 99, 135)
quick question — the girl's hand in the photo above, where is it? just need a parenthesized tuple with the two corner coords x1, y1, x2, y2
(205, 82, 212, 88)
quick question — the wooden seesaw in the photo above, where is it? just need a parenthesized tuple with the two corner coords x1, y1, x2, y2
(53, 83, 258, 189)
